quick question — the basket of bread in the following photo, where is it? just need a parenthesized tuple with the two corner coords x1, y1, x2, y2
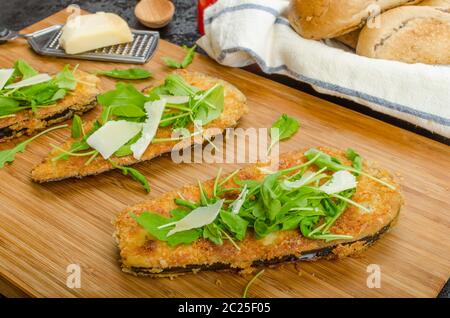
(198, 0, 450, 137)
(288, 0, 450, 64)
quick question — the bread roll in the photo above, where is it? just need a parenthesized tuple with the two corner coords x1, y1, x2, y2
(356, 6, 450, 64)
(334, 0, 449, 48)
(420, 0, 450, 9)
(288, 0, 423, 39)
(335, 30, 361, 49)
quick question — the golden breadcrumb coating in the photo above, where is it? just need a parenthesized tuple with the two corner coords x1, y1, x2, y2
(114, 147, 403, 277)
(0, 70, 100, 142)
(31, 70, 248, 182)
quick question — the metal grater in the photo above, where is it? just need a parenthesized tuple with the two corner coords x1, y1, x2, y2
(3, 25, 159, 64)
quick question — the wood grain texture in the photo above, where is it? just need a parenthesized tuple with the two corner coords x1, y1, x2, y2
(0, 10, 449, 298)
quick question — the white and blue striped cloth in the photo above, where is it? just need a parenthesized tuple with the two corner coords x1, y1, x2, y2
(197, 0, 450, 138)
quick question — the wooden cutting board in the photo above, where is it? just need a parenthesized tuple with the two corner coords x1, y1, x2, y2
(0, 10, 449, 298)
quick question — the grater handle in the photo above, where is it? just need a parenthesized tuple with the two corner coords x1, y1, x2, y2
(0, 27, 10, 44)
(0, 28, 28, 44)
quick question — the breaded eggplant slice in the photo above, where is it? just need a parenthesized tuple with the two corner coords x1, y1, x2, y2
(114, 147, 403, 277)
(31, 70, 248, 182)
(0, 70, 100, 142)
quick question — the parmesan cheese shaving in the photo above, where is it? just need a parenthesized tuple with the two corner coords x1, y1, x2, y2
(5, 73, 52, 89)
(283, 171, 315, 189)
(229, 185, 248, 214)
(319, 170, 357, 194)
(130, 100, 166, 160)
(159, 95, 190, 104)
(87, 120, 143, 159)
(0, 69, 14, 90)
(167, 199, 224, 237)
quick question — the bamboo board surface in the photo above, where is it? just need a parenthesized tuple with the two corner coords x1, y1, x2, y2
(0, 10, 449, 298)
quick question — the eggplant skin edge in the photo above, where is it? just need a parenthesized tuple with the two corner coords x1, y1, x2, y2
(0, 100, 96, 142)
(120, 208, 400, 278)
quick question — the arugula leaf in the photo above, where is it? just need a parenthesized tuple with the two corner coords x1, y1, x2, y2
(174, 198, 198, 210)
(132, 211, 202, 246)
(54, 65, 77, 90)
(193, 84, 224, 125)
(132, 148, 372, 246)
(268, 114, 299, 153)
(110, 160, 150, 193)
(71, 115, 83, 138)
(0, 97, 22, 116)
(167, 228, 202, 246)
(0, 61, 78, 116)
(110, 105, 147, 118)
(14, 81, 59, 105)
(14, 59, 38, 80)
(346, 148, 362, 175)
(53, 140, 91, 161)
(114, 132, 141, 157)
(51, 88, 67, 101)
(162, 57, 182, 69)
(162, 74, 197, 96)
(132, 212, 172, 241)
(162, 45, 197, 69)
(0, 124, 67, 168)
(98, 68, 152, 80)
(253, 219, 280, 238)
(299, 216, 321, 237)
(98, 82, 148, 110)
(280, 215, 304, 231)
(220, 210, 248, 241)
(304, 148, 348, 172)
(203, 223, 223, 245)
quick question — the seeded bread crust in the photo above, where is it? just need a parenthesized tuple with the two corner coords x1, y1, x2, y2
(287, 0, 422, 40)
(335, 29, 361, 49)
(356, 6, 450, 64)
(333, 0, 450, 49)
(420, 0, 450, 10)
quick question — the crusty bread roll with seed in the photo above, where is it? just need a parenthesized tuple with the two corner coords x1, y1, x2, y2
(287, 0, 423, 39)
(335, 30, 361, 49)
(334, 0, 450, 48)
(356, 6, 450, 64)
(420, 0, 450, 9)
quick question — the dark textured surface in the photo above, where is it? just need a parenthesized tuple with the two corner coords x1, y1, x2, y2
(0, 0, 448, 298)
(0, 0, 199, 47)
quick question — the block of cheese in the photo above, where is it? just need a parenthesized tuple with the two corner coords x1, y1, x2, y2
(59, 12, 133, 54)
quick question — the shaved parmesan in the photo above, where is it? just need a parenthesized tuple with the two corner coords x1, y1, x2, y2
(0, 69, 14, 90)
(159, 95, 189, 104)
(5, 74, 52, 89)
(257, 166, 278, 175)
(283, 171, 315, 189)
(167, 199, 224, 236)
(229, 184, 248, 214)
(319, 171, 357, 194)
(130, 100, 166, 160)
(87, 120, 142, 159)
(5, 73, 52, 89)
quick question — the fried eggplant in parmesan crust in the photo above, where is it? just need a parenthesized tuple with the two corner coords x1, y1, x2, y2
(31, 70, 248, 182)
(114, 147, 403, 277)
(0, 70, 100, 142)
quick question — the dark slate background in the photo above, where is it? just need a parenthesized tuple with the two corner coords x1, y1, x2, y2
(0, 0, 448, 298)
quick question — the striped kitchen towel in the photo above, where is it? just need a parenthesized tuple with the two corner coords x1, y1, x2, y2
(197, 0, 450, 138)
